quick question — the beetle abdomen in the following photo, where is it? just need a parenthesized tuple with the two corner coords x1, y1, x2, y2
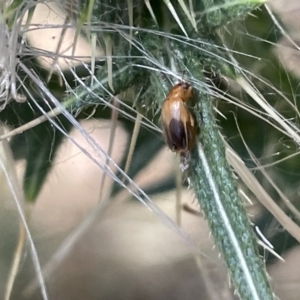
(167, 118, 188, 151)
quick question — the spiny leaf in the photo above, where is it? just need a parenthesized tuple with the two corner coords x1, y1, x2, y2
(11, 115, 72, 202)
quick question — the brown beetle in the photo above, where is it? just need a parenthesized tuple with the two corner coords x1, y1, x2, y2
(161, 82, 196, 157)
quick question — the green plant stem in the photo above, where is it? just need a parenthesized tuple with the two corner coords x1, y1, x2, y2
(189, 89, 273, 300)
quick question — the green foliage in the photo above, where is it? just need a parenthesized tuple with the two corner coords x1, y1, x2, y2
(13, 116, 72, 201)
(4, 0, 300, 299)
(191, 86, 272, 299)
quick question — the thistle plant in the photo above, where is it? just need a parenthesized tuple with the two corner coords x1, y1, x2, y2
(1, 0, 300, 300)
